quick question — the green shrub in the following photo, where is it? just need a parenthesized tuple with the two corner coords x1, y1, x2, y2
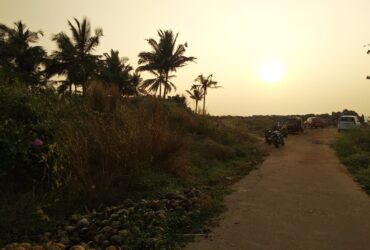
(333, 127, 370, 194)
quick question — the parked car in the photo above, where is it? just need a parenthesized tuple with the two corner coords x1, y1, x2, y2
(286, 117, 304, 133)
(337, 115, 361, 132)
(304, 117, 326, 128)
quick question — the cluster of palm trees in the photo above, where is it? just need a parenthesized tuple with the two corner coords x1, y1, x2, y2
(187, 74, 220, 115)
(0, 17, 220, 114)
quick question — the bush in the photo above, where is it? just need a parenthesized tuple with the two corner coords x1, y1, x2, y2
(0, 82, 263, 245)
(333, 127, 370, 194)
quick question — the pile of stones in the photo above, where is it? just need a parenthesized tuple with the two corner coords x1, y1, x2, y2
(1, 188, 206, 250)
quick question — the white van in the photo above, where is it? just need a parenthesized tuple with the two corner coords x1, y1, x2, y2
(337, 115, 361, 132)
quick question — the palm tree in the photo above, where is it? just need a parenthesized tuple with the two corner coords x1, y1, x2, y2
(0, 21, 46, 85)
(137, 30, 196, 98)
(140, 70, 176, 97)
(100, 49, 132, 92)
(186, 84, 204, 113)
(47, 17, 103, 95)
(122, 72, 147, 97)
(195, 74, 220, 115)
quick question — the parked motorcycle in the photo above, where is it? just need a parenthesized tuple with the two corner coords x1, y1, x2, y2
(265, 129, 285, 148)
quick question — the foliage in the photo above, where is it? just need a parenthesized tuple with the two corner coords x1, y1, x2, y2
(186, 84, 204, 113)
(99, 49, 133, 94)
(0, 84, 262, 246)
(137, 30, 196, 98)
(0, 21, 46, 85)
(47, 17, 103, 95)
(194, 74, 220, 115)
(333, 127, 370, 194)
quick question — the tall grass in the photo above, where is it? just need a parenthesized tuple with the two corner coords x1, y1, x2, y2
(0, 82, 263, 244)
(333, 127, 370, 194)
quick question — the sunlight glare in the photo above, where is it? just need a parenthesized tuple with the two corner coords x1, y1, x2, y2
(259, 59, 285, 84)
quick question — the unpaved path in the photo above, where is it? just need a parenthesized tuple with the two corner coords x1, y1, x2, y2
(186, 128, 370, 250)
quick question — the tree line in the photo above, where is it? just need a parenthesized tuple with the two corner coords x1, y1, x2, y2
(0, 17, 221, 114)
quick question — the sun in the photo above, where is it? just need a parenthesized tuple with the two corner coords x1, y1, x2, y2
(258, 59, 285, 83)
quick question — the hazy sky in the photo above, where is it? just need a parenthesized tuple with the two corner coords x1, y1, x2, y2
(1, 0, 370, 116)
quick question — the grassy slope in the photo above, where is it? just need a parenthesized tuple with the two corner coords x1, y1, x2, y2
(0, 84, 265, 247)
(333, 127, 370, 194)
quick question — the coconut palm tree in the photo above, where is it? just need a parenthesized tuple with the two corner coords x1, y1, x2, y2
(186, 84, 204, 113)
(137, 30, 196, 98)
(140, 70, 176, 97)
(122, 72, 147, 97)
(0, 21, 46, 85)
(100, 49, 132, 92)
(47, 17, 103, 95)
(195, 74, 220, 115)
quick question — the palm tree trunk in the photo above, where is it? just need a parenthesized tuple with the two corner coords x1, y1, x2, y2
(195, 100, 198, 113)
(163, 71, 168, 99)
(69, 83, 72, 96)
(159, 82, 162, 98)
(203, 88, 206, 115)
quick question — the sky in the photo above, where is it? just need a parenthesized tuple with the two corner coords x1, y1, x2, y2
(1, 0, 370, 116)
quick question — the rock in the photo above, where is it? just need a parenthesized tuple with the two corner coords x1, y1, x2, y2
(70, 214, 81, 223)
(69, 246, 84, 250)
(110, 213, 119, 220)
(93, 234, 105, 243)
(101, 220, 109, 226)
(19, 244, 32, 250)
(32, 246, 44, 250)
(79, 227, 89, 234)
(117, 209, 129, 215)
(65, 226, 76, 233)
(110, 234, 122, 244)
(118, 229, 129, 238)
(69, 232, 81, 244)
(132, 226, 140, 234)
(57, 230, 68, 238)
(105, 246, 120, 250)
(100, 226, 113, 235)
(101, 240, 110, 248)
(111, 221, 120, 228)
(45, 242, 65, 250)
(14, 247, 26, 250)
(78, 218, 89, 227)
(59, 238, 70, 246)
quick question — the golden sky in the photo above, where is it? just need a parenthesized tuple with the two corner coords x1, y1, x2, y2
(1, 0, 370, 116)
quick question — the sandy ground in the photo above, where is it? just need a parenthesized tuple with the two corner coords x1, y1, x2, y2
(186, 128, 370, 250)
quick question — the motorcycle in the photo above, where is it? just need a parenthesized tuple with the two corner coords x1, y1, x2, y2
(265, 129, 285, 148)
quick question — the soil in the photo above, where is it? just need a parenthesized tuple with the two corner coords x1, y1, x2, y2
(186, 128, 370, 250)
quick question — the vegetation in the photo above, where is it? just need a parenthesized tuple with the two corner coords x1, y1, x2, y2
(0, 21, 46, 85)
(0, 83, 263, 247)
(137, 30, 196, 98)
(333, 127, 370, 194)
(194, 74, 220, 115)
(47, 18, 103, 95)
(0, 17, 267, 248)
(186, 84, 204, 113)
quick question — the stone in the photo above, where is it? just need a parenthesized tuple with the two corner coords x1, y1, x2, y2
(110, 234, 122, 244)
(78, 218, 89, 227)
(101, 241, 110, 248)
(100, 226, 113, 235)
(93, 234, 105, 243)
(65, 226, 76, 233)
(69, 246, 84, 250)
(111, 221, 120, 228)
(118, 229, 129, 238)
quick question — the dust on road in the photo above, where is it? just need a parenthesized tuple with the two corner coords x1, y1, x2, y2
(186, 128, 370, 250)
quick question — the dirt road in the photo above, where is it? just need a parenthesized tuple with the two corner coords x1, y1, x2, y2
(186, 128, 370, 250)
